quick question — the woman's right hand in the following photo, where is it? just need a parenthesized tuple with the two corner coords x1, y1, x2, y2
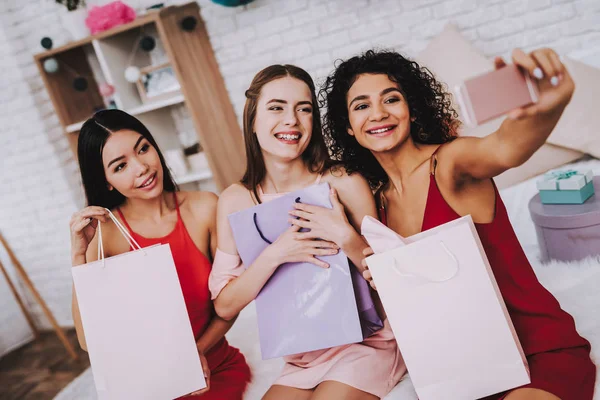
(264, 224, 340, 269)
(70, 207, 109, 259)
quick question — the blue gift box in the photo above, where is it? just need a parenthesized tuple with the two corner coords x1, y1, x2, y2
(536, 169, 595, 204)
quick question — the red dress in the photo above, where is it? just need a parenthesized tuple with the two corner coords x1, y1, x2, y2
(117, 193, 251, 400)
(378, 154, 596, 400)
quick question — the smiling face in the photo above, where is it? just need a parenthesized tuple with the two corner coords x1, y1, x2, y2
(253, 76, 313, 162)
(101, 129, 164, 200)
(346, 73, 413, 153)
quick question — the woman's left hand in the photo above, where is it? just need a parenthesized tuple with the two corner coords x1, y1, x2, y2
(186, 350, 211, 396)
(500, 47, 574, 120)
(288, 187, 352, 247)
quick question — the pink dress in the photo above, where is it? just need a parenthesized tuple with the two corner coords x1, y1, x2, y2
(209, 176, 405, 398)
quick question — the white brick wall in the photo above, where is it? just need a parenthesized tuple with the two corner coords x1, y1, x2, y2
(0, 1, 82, 330)
(0, 0, 598, 331)
(197, 0, 599, 121)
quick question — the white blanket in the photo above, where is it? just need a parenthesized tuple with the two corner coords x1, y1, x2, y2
(54, 159, 600, 400)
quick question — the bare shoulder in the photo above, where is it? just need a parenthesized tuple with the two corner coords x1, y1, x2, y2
(323, 165, 377, 225)
(323, 165, 371, 195)
(177, 190, 218, 222)
(438, 136, 477, 157)
(218, 183, 254, 214)
(179, 190, 218, 208)
(435, 137, 483, 187)
(435, 137, 479, 170)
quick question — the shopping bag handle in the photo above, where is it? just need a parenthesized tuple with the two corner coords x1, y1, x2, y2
(392, 240, 459, 282)
(252, 196, 303, 245)
(253, 213, 272, 244)
(97, 209, 145, 264)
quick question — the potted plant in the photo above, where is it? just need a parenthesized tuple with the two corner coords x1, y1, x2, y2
(56, 0, 90, 40)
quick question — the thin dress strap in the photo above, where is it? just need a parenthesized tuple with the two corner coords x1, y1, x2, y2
(430, 144, 444, 176)
(376, 188, 387, 226)
(315, 173, 323, 184)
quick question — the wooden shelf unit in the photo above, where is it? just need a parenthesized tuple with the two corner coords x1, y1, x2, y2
(34, 3, 245, 191)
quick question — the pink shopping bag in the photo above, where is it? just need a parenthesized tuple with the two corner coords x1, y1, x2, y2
(72, 210, 206, 399)
(363, 215, 529, 400)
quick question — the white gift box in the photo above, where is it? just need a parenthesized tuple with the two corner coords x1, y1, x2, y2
(536, 169, 593, 191)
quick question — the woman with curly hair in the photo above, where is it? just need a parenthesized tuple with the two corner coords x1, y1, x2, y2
(317, 48, 596, 400)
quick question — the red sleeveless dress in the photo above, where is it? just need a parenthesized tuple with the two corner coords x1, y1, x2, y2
(117, 193, 251, 400)
(377, 150, 596, 400)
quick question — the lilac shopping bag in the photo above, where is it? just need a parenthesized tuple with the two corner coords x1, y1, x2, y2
(228, 183, 382, 359)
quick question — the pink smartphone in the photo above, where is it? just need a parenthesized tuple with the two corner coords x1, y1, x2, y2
(454, 64, 539, 127)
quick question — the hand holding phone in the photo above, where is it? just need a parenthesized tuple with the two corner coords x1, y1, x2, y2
(454, 64, 539, 127)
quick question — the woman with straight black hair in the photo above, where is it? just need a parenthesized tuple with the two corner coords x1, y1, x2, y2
(70, 109, 251, 399)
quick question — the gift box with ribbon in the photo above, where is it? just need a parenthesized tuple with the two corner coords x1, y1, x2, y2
(536, 169, 595, 204)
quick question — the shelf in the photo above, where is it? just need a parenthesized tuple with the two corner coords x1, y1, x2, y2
(37, 2, 246, 192)
(175, 170, 213, 185)
(33, 11, 161, 60)
(65, 94, 185, 133)
(127, 94, 185, 115)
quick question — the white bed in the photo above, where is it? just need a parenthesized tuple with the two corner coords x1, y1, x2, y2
(54, 158, 600, 400)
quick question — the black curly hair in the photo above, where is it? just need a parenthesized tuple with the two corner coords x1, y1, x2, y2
(320, 49, 460, 191)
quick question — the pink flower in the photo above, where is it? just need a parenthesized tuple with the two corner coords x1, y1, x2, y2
(85, 1, 136, 35)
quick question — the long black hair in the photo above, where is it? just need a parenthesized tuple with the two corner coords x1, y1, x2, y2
(77, 109, 177, 209)
(320, 49, 460, 190)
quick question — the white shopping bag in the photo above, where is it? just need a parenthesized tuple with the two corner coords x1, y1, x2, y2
(72, 210, 206, 400)
(363, 215, 529, 400)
